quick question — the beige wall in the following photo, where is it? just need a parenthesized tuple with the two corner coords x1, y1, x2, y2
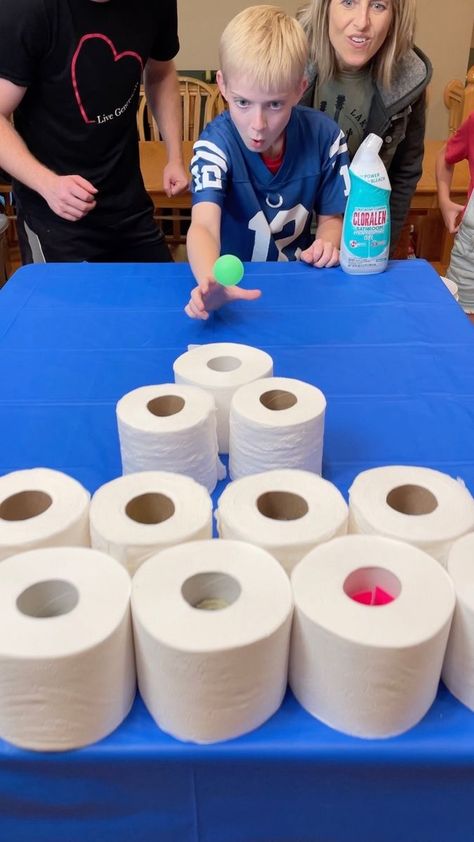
(176, 0, 474, 139)
(416, 0, 473, 138)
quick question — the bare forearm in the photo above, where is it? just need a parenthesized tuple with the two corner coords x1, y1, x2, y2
(0, 114, 97, 220)
(187, 220, 220, 285)
(0, 114, 55, 197)
(0, 75, 97, 221)
(435, 146, 454, 205)
(144, 61, 183, 164)
(435, 146, 464, 232)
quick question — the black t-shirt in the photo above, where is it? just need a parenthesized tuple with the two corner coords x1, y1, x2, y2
(0, 0, 179, 219)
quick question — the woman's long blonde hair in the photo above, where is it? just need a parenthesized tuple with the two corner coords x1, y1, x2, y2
(297, 0, 416, 88)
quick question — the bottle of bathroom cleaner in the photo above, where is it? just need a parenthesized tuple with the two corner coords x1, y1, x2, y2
(340, 133, 391, 275)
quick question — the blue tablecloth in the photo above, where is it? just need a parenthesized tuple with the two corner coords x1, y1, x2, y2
(1, 259, 474, 842)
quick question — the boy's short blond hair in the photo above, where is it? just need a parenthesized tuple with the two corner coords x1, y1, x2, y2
(219, 5, 308, 92)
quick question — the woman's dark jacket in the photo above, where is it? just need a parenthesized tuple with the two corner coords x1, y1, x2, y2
(301, 47, 432, 249)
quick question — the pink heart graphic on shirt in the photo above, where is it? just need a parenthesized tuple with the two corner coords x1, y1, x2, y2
(71, 34, 143, 124)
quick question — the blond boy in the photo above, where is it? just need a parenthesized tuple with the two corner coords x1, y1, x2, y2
(185, 5, 349, 319)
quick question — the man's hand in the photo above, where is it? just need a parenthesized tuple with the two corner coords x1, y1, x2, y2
(184, 276, 261, 320)
(300, 238, 340, 268)
(163, 161, 189, 197)
(41, 174, 97, 221)
(439, 199, 465, 234)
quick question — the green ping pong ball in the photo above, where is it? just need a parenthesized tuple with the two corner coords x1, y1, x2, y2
(213, 254, 244, 286)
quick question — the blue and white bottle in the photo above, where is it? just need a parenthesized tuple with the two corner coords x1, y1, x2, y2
(340, 133, 391, 275)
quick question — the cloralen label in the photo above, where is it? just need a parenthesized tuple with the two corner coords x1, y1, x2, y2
(352, 208, 387, 227)
(343, 174, 391, 260)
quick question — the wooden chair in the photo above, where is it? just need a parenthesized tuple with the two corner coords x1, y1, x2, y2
(0, 113, 20, 276)
(210, 87, 227, 119)
(444, 65, 474, 136)
(0, 119, 17, 279)
(138, 77, 224, 248)
(0, 174, 13, 217)
(0, 211, 11, 287)
(137, 77, 224, 142)
(136, 87, 151, 141)
(178, 76, 223, 142)
(416, 65, 474, 272)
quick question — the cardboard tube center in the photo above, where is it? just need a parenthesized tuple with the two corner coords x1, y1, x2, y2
(147, 395, 185, 417)
(259, 389, 297, 411)
(344, 566, 400, 606)
(182, 571, 241, 611)
(17, 579, 79, 618)
(386, 484, 438, 516)
(257, 490, 309, 521)
(126, 492, 175, 525)
(207, 355, 242, 372)
(0, 490, 53, 521)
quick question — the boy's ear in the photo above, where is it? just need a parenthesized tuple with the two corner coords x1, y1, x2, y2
(216, 70, 228, 100)
(298, 76, 308, 98)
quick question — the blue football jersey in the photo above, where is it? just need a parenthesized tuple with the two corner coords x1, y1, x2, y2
(190, 105, 349, 262)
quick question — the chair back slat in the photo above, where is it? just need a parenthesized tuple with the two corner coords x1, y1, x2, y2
(178, 76, 219, 141)
(444, 66, 474, 135)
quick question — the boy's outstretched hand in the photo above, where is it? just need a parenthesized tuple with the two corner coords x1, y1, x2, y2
(184, 277, 261, 320)
(300, 238, 340, 268)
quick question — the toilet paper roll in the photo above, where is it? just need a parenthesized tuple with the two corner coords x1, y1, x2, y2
(173, 343, 273, 453)
(440, 276, 459, 301)
(116, 384, 225, 493)
(229, 377, 326, 480)
(132, 539, 293, 743)
(90, 471, 213, 576)
(348, 465, 474, 566)
(0, 546, 135, 751)
(216, 469, 348, 575)
(0, 468, 90, 561)
(442, 533, 474, 710)
(290, 534, 455, 738)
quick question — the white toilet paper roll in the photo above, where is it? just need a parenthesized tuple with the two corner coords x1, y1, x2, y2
(290, 534, 455, 738)
(216, 469, 348, 575)
(173, 343, 273, 453)
(0, 468, 90, 561)
(90, 471, 213, 576)
(442, 533, 474, 710)
(229, 377, 326, 480)
(440, 276, 459, 301)
(132, 539, 293, 743)
(348, 465, 474, 566)
(116, 384, 225, 493)
(0, 546, 135, 751)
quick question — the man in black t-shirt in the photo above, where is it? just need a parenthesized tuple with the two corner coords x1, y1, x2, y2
(0, 0, 188, 263)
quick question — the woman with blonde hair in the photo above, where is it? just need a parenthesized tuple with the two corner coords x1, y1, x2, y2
(298, 0, 431, 253)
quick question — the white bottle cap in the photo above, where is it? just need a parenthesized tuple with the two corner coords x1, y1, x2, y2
(352, 133, 383, 164)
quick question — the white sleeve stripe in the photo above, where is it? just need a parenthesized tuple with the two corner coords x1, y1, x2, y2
(193, 139, 228, 161)
(328, 131, 347, 159)
(191, 150, 228, 171)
